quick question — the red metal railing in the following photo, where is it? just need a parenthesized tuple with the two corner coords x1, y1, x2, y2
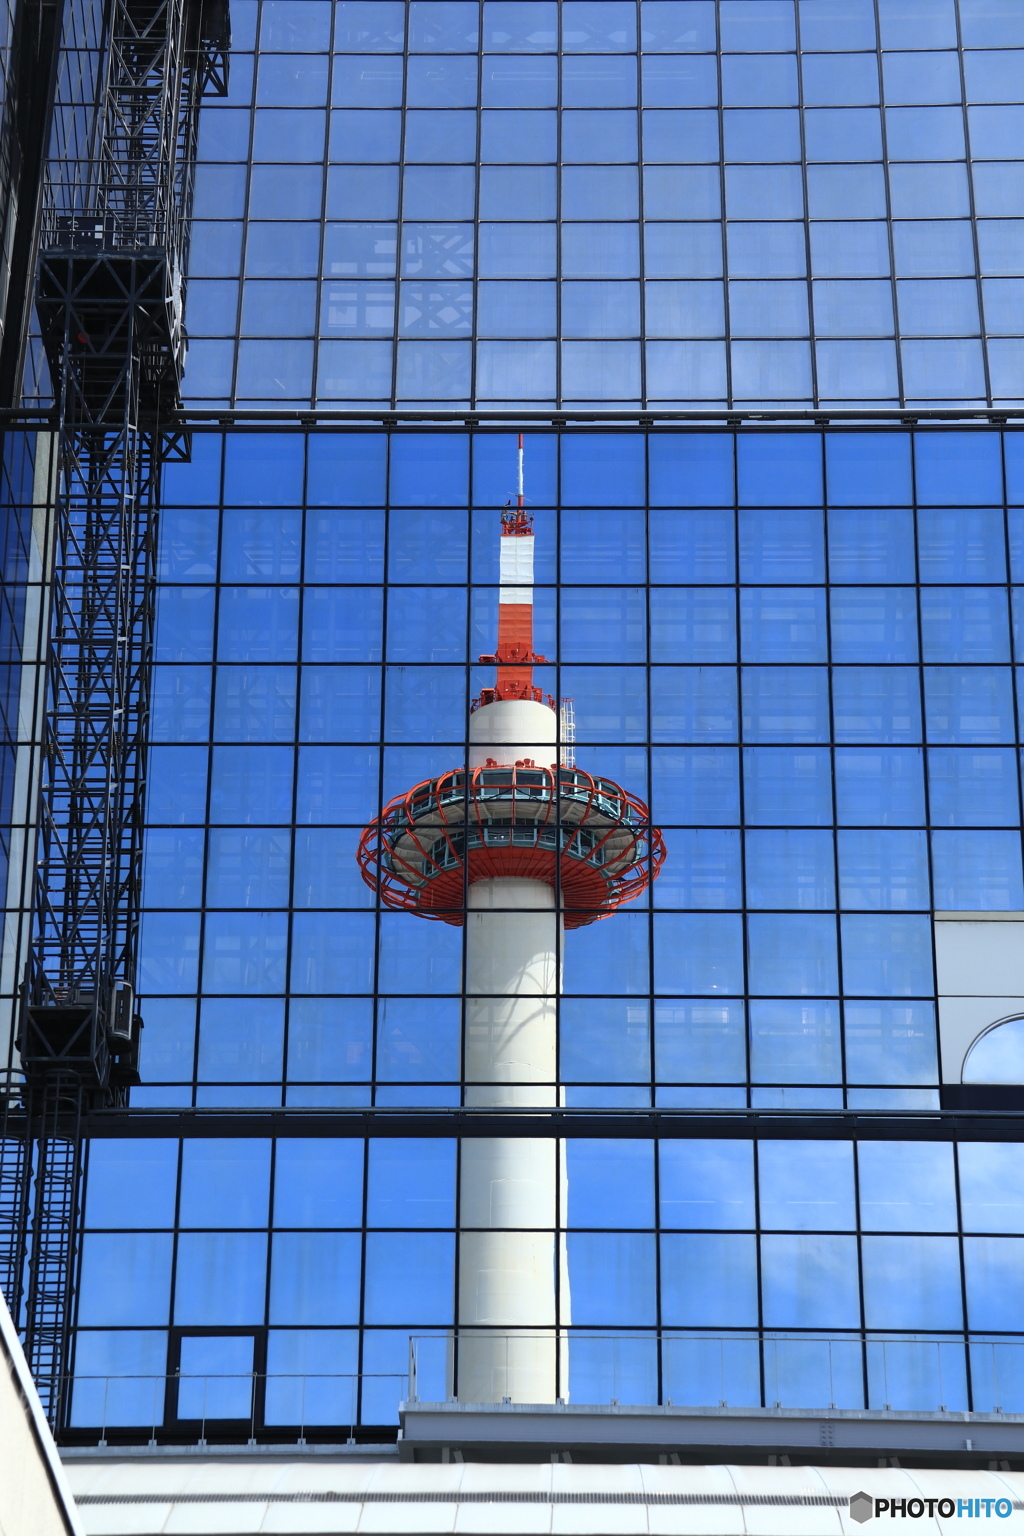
(357, 764, 665, 929)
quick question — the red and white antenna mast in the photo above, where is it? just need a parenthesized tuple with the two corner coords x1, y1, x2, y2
(475, 433, 551, 710)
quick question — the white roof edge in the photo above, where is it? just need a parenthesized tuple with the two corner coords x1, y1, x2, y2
(0, 1286, 86, 1536)
(934, 911, 1024, 921)
(57, 1454, 1024, 1501)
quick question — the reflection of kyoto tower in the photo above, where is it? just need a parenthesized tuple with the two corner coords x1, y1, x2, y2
(359, 438, 664, 1402)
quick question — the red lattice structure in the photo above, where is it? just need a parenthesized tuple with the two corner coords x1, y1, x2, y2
(358, 763, 666, 929)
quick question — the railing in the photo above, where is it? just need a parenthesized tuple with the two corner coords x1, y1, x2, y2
(66, 1372, 410, 1442)
(61, 1336, 1024, 1439)
(411, 1332, 1024, 1418)
(38, 192, 189, 256)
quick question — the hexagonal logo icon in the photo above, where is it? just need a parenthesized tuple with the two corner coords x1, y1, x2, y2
(849, 1492, 874, 1524)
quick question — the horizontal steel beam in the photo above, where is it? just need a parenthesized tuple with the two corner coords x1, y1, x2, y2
(4, 406, 1024, 429)
(3, 1105, 1023, 1142)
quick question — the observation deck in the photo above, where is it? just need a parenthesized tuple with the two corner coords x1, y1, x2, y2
(358, 763, 665, 929)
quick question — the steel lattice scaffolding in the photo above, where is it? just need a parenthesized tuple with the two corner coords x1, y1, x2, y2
(19, 299, 162, 1094)
(0, 1132, 30, 1311)
(18, 1079, 84, 1422)
(0, 0, 227, 1428)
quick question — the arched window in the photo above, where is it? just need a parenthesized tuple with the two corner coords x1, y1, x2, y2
(962, 1015, 1024, 1084)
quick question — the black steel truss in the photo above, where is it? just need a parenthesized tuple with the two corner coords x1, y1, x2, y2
(15, 1078, 83, 1425)
(0, 0, 66, 405)
(0, 0, 227, 1427)
(18, 353, 156, 1093)
(39, 0, 227, 267)
(22, 0, 226, 1098)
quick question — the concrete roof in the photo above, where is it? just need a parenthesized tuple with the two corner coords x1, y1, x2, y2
(62, 1455, 1024, 1535)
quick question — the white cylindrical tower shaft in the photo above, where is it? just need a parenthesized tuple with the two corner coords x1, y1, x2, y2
(467, 697, 557, 771)
(465, 876, 558, 1108)
(456, 698, 565, 1403)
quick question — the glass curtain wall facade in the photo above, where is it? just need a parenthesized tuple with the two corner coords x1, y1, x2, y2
(67, 423, 1024, 1434)
(162, 0, 1024, 411)
(10, 0, 1024, 1445)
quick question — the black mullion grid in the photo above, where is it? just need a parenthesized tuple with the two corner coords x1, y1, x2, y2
(66, 1146, 90, 1431)
(552, 435, 563, 1086)
(644, 436, 656, 1108)
(714, 6, 731, 407)
(280, 439, 313, 1108)
(553, 429, 564, 1400)
(752, 1136, 766, 1407)
(554, 15, 563, 408)
(162, 1137, 186, 1425)
(191, 437, 227, 1103)
(909, 431, 943, 1088)
(229, 16, 261, 410)
(872, 0, 908, 407)
(310, 0, 338, 407)
(792, 4, 819, 409)
(66, 1142, 90, 1409)
(370, 440, 392, 1105)
(458, 449, 473, 1104)
(555, 1134, 565, 1402)
(640, 431, 660, 1391)
(259, 1136, 278, 1432)
(452, 1135, 463, 1400)
(733, 435, 750, 1106)
(355, 1134, 370, 1428)
(851, 1140, 871, 1409)
(634, 0, 645, 410)
(468, 3, 482, 409)
(998, 430, 1024, 891)
(818, 433, 847, 1107)
(950, 1138, 975, 1413)
(953, 0, 994, 408)
(652, 1096, 664, 1404)
(389, 12, 410, 411)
